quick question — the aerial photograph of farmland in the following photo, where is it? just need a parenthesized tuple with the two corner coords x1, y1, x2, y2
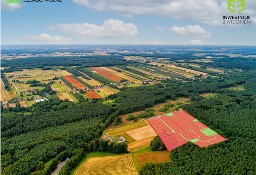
(1, 0, 256, 175)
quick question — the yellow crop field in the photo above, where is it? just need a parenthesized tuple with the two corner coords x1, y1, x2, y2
(133, 151, 170, 170)
(74, 154, 138, 175)
(105, 120, 148, 136)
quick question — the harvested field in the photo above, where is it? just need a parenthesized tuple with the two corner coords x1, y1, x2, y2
(200, 93, 216, 98)
(19, 101, 27, 108)
(101, 67, 141, 84)
(52, 81, 78, 103)
(73, 154, 137, 175)
(106, 120, 148, 136)
(206, 67, 224, 73)
(151, 62, 207, 77)
(148, 109, 227, 151)
(126, 126, 157, 141)
(128, 137, 155, 152)
(58, 93, 74, 102)
(6, 69, 71, 83)
(112, 67, 149, 81)
(99, 86, 119, 96)
(133, 151, 170, 170)
(86, 90, 102, 99)
(78, 76, 102, 87)
(1, 78, 10, 101)
(91, 67, 122, 82)
(127, 66, 167, 79)
(62, 75, 85, 90)
(77, 71, 102, 86)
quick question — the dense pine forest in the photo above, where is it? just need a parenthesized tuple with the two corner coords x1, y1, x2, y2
(1, 53, 256, 175)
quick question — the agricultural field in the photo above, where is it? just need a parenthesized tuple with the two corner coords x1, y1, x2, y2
(86, 90, 102, 99)
(77, 76, 102, 86)
(99, 86, 119, 96)
(0, 78, 10, 101)
(100, 67, 142, 84)
(91, 67, 122, 83)
(105, 120, 157, 152)
(51, 81, 78, 103)
(132, 151, 170, 171)
(6, 69, 71, 84)
(73, 154, 137, 175)
(62, 75, 86, 90)
(148, 109, 227, 150)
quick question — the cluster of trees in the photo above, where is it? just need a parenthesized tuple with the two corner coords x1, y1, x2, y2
(1, 55, 127, 69)
(150, 136, 166, 151)
(1, 99, 116, 174)
(26, 79, 42, 87)
(1, 73, 10, 90)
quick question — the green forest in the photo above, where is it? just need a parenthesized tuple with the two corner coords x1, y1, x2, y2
(1, 55, 256, 175)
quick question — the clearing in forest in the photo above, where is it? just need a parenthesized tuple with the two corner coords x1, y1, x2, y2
(73, 154, 137, 175)
(132, 151, 170, 171)
(126, 126, 157, 141)
(148, 109, 227, 151)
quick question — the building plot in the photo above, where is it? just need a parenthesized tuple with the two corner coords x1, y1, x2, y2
(147, 109, 227, 151)
(62, 75, 85, 90)
(90, 67, 122, 83)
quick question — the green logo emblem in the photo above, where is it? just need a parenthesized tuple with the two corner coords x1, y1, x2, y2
(5, 0, 20, 3)
(228, 0, 246, 13)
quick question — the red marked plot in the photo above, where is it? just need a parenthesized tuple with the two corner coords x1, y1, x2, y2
(90, 67, 122, 82)
(147, 110, 227, 151)
(62, 75, 85, 90)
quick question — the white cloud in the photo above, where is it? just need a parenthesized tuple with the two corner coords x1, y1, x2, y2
(50, 19, 138, 39)
(22, 34, 72, 44)
(1, 0, 21, 11)
(188, 39, 206, 45)
(73, 0, 256, 25)
(170, 25, 211, 38)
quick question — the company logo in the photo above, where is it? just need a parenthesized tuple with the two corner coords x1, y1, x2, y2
(5, 0, 20, 3)
(223, 0, 251, 25)
(227, 0, 246, 14)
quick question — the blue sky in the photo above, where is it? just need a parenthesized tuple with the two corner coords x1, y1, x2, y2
(1, 0, 256, 45)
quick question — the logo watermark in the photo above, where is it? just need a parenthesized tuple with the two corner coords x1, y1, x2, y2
(223, 0, 251, 25)
(5, 0, 20, 3)
(5, 0, 62, 3)
(228, 0, 246, 13)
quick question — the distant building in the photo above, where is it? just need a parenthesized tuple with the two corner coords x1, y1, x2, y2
(116, 136, 127, 143)
(35, 97, 48, 103)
